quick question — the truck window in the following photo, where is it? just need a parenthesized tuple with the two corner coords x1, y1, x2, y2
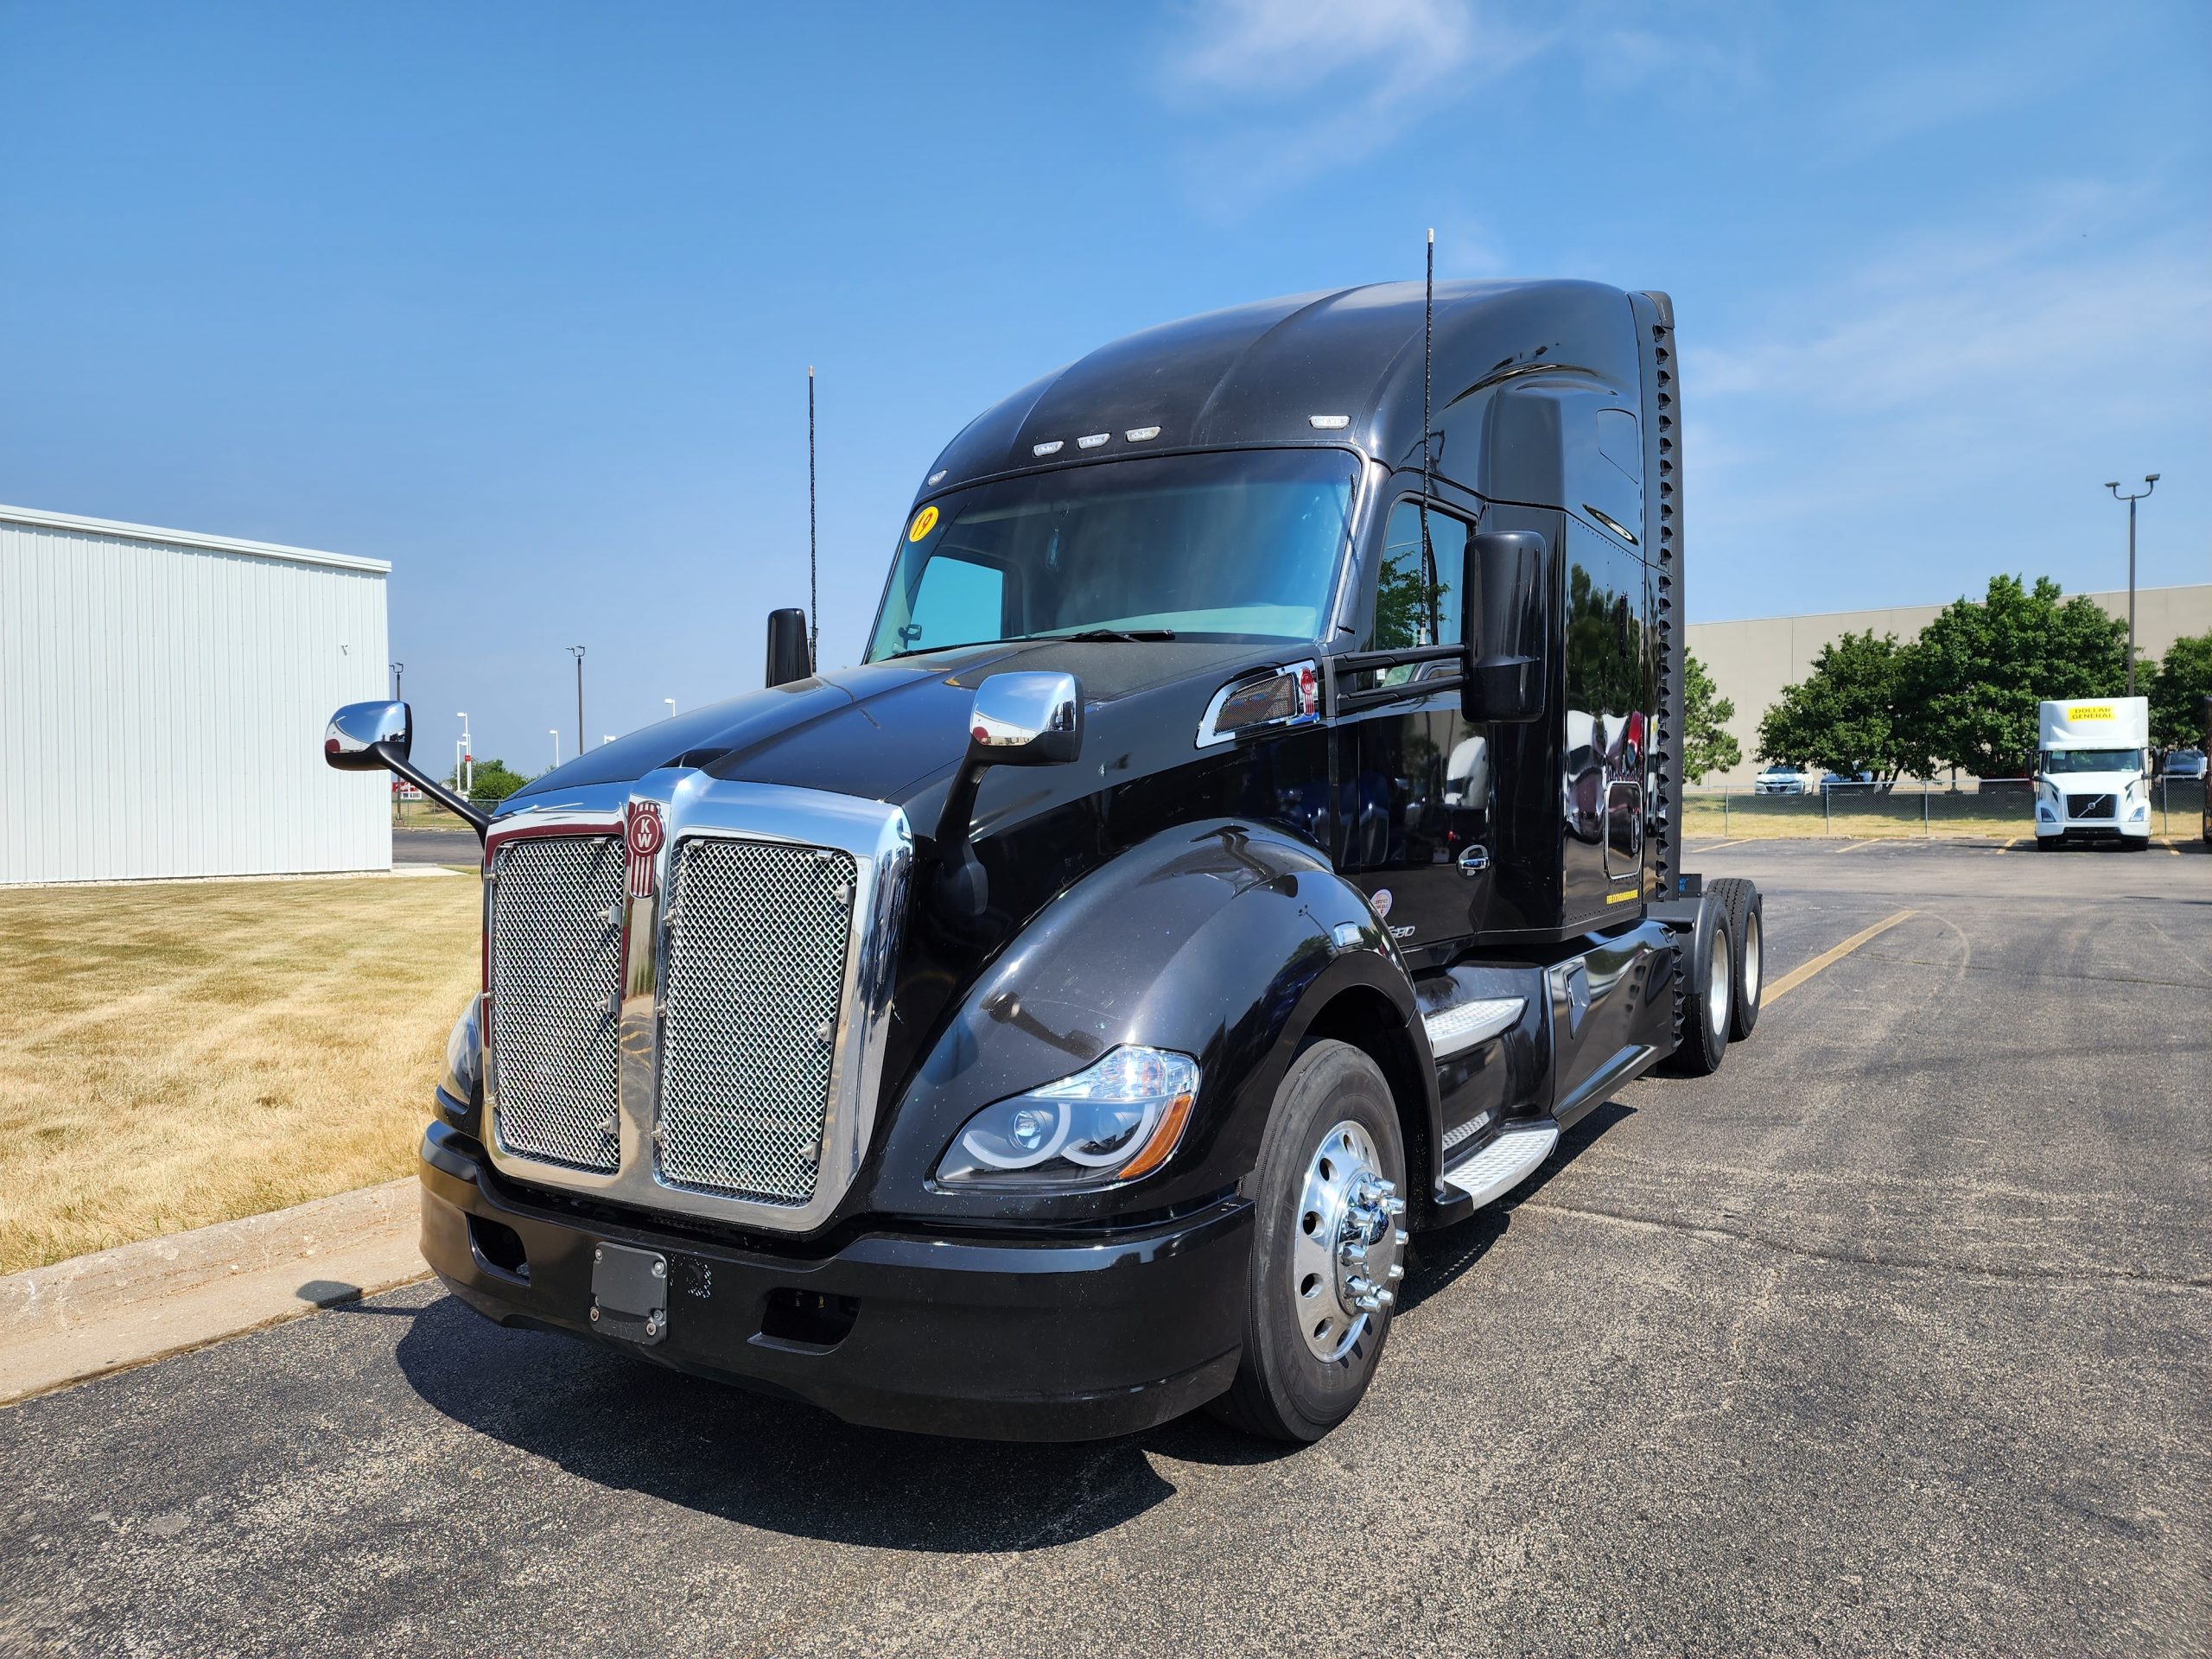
(867, 448, 1358, 661)
(897, 556, 1006, 653)
(1366, 501, 1466, 654)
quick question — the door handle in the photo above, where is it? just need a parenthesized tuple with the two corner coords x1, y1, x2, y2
(1457, 844, 1491, 874)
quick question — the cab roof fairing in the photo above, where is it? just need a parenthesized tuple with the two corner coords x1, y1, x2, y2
(911, 278, 1648, 507)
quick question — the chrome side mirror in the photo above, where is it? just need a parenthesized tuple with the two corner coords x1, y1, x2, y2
(321, 697, 489, 840)
(968, 671, 1084, 766)
(932, 671, 1085, 923)
(325, 700, 412, 770)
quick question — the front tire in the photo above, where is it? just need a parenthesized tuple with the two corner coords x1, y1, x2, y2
(1211, 1040, 1408, 1443)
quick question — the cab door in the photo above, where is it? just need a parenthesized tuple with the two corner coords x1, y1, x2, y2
(1336, 498, 1492, 957)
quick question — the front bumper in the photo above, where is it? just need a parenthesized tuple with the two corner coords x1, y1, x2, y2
(418, 1123, 1251, 1441)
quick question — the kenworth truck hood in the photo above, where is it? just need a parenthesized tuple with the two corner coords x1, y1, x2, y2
(501, 636, 1292, 831)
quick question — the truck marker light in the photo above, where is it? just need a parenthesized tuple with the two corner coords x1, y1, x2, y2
(1125, 426, 1161, 442)
(1032, 440, 1064, 456)
(1308, 415, 1351, 429)
(927, 469, 947, 485)
(1077, 433, 1110, 448)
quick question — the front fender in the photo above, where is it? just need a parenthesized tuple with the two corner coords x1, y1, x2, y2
(865, 817, 1425, 1225)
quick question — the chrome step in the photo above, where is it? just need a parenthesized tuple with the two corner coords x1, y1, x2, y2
(1440, 1123, 1559, 1209)
(1421, 995, 1525, 1058)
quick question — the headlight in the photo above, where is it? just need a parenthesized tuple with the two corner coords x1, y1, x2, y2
(936, 1046, 1198, 1186)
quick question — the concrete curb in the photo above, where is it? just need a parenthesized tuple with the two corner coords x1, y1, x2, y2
(0, 1179, 426, 1406)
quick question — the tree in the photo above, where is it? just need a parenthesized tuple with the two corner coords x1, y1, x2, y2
(1681, 652, 1739, 783)
(1756, 630, 1921, 779)
(1899, 575, 2128, 775)
(2147, 630, 2212, 751)
(449, 758, 532, 804)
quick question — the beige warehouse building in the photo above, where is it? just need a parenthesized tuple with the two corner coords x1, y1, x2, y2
(1687, 582, 2212, 785)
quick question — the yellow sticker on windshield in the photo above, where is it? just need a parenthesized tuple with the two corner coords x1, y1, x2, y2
(907, 505, 940, 543)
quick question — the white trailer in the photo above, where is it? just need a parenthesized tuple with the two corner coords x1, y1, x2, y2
(2035, 696, 2151, 849)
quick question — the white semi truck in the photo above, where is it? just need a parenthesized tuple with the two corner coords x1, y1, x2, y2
(2035, 696, 2151, 850)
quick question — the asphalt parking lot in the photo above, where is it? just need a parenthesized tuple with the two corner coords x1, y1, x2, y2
(3, 838, 2205, 1658)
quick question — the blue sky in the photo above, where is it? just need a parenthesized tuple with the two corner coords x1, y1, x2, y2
(3, 1, 2206, 768)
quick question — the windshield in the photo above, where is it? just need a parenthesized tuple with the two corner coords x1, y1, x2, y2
(866, 449, 1358, 662)
(2043, 748, 2140, 773)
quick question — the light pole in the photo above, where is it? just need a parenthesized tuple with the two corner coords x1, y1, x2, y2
(2105, 475, 2158, 696)
(568, 645, 587, 760)
(550, 728, 562, 770)
(391, 661, 404, 701)
(456, 713, 473, 798)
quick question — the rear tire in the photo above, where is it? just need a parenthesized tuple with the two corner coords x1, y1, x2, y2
(1669, 905, 1732, 1076)
(1714, 878, 1762, 1040)
(1210, 1040, 1407, 1443)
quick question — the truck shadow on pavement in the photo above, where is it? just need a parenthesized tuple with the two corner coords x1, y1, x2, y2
(383, 1099, 1637, 1551)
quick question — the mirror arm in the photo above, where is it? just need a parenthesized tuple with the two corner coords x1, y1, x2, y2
(381, 744, 490, 841)
(930, 759, 992, 920)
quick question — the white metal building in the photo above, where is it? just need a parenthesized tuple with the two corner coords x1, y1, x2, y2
(1, 504, 392, 884)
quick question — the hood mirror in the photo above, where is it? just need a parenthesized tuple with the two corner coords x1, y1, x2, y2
(932, 671, 1085, 923)
(321, 698, 489, 841)
(325, 700, 412, 768)
(967, 671, 1084, 766)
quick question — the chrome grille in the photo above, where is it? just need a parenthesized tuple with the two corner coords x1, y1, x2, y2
(2067, 792, 2114, 820)
(658, 836, 856, 1205)
(488, 836, 624, 1173)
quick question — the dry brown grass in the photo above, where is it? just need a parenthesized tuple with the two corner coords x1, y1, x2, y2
(0, 874, 480, 1274)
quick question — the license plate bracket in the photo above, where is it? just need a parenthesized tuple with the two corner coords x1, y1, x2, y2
(589, 1241, 669, 1346)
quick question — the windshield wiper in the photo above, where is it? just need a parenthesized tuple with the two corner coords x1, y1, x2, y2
(1058, 628, 1178, 643)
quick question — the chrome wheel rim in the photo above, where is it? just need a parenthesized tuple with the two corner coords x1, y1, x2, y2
(1742, 912, 1762, 1007)
(1707, 929, 1732, 1041)
(1290, 1119, 1406, 1363)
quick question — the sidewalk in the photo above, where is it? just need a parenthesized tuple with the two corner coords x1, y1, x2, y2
(0, 1179, 424, 1405)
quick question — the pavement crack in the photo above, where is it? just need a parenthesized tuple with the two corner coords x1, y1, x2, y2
(1516, 1196, 2212, 1294)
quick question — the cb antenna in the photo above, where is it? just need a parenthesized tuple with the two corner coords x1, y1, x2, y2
(807, 365, 819, 671)
(1420, 227, 1440, 645)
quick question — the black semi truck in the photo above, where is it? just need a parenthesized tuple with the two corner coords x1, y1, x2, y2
(327, 278, 1764, 1442)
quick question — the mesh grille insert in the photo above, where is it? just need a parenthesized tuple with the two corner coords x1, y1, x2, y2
(658, 837, 855, 1205)
(489, 836, 625, 1173)
(2066, 793, 2115, 820)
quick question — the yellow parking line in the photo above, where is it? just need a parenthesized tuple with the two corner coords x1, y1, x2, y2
(1698, 838, 1751, 852)
(1991, 838, 2027, 855)
(1765, 909, 1916, 1004)
(1835, 840, 1879, 854)
(2164, 840, 2182, 857)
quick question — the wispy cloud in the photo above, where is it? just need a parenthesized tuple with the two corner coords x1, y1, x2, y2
(1689, 181, 2212, 610)
(1159, 0, 1539, 206)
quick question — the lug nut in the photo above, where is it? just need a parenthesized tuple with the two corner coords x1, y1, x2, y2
(1386, 1262, 1405, 1282)
(1382, 1197, 1408, 1217)
(1395, 1229, 1410, 1247)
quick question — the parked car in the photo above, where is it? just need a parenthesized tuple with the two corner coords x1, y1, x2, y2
(1754, 766, 1808, 796)
(1820, 771, 1876, 792)
(2161, 747, 2206, 780)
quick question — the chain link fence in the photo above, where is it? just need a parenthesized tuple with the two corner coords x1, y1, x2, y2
(1683, 777, 2206, 841)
